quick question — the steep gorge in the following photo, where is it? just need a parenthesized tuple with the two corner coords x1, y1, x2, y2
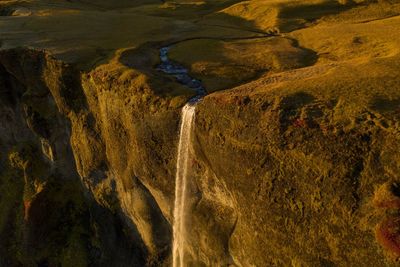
(1, 44, 400, 266)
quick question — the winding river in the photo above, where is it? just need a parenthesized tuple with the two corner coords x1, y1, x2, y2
(157, 46, 207, 103)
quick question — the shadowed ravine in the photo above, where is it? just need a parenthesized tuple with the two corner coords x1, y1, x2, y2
(157, 46, 205, 267)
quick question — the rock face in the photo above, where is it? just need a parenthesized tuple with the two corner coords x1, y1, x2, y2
(192, 75, 400, 266)
(0, 49, 171, 266)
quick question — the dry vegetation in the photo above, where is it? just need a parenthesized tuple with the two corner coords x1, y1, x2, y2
(3, 0, 399, 88)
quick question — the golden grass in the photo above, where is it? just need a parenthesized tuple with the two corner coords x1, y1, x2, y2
(0, 0, 263, 70)
(1, 0, 400, 96)
(291, 15, 400, 64)
(169, 37, 316, 91)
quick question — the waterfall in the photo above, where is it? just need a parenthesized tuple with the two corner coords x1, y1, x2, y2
(157, 45, 204, 266)
(172, 103, 196, 267)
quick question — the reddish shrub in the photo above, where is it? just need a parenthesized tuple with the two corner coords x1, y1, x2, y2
(24, 200, 31, 221)
(375, 199, 400, 210)
(376, 217, 400, 258)
(293, 118, 307, 128)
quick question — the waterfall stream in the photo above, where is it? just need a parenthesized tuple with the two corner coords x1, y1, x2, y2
(172, 104, 196, 267)
(157, 45, 206, 267)
(157, 46, 206, 103)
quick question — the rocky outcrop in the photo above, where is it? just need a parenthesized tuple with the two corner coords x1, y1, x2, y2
(188, 56, 400, 266)
(0, 49, 168, 266)
(0, 46, 400, 266)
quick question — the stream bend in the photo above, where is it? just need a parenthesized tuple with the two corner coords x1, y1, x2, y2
(157, 46, 206, 103)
